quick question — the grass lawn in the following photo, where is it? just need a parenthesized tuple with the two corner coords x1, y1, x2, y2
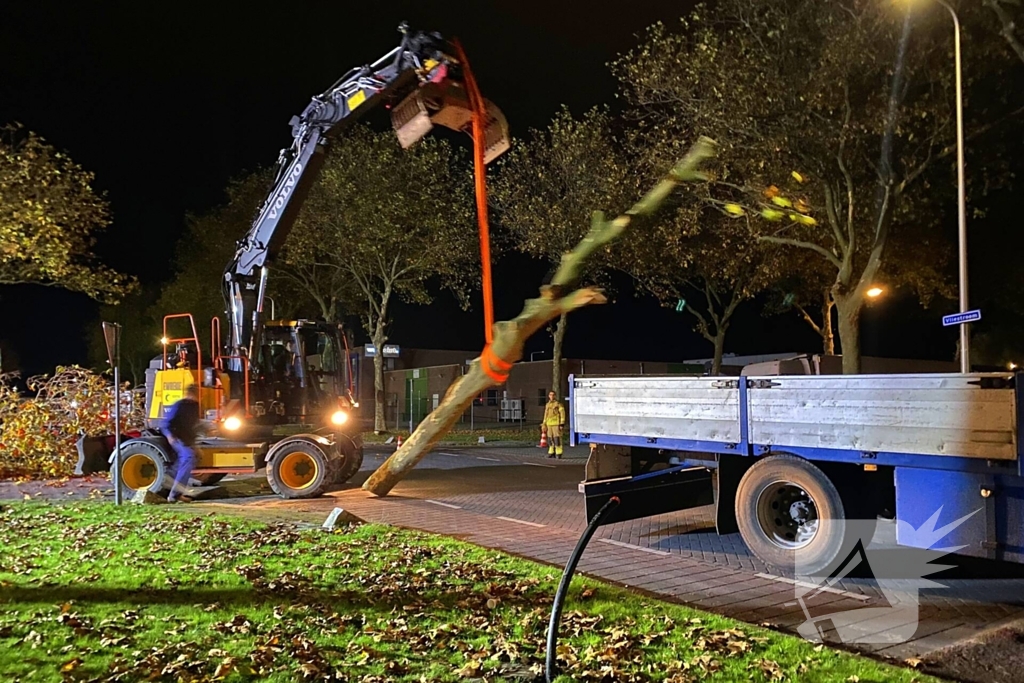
(0, 502, 939, 682)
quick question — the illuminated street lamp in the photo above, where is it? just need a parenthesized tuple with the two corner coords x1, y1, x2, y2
(906, 0, 969, 371)
(866, 286, 885, 299)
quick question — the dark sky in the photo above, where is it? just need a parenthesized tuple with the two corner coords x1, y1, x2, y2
(0, 0, 971, 375)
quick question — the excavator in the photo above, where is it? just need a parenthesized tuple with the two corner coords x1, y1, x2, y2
(80, 24, 509, 500)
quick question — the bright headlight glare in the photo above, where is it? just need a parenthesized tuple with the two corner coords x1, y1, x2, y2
(224, 416, 242, 431)
(330, 410, 348, 425)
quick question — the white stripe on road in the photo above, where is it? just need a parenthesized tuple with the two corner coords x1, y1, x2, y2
(476, 457, 501, 462)
(597, 538, 671, 556)
(496, 516, 546, 528)
(755, 573, 871, 601)
(424, 500, 462, 509)
(524, 462, 556, 468)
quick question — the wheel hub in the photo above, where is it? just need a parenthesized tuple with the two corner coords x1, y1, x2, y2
(756, 482, 819, 550)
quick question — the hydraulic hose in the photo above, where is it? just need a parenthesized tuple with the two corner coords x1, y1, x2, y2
(545, 495, 620, 683)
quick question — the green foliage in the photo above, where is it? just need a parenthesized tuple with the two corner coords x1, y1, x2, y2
(0, 124, 133, 301)
(0, 502, 941, 682)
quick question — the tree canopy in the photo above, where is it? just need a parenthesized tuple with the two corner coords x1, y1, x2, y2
(0, 124, 132, 302)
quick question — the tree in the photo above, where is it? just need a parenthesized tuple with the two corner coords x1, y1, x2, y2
(764, 254, 839, 355)
(620, 196, 785, 374)
(491, 107, 634, 395)
(614, 0, 1019, 372)
(293, 125, 476, 432)
(0, 124, 132, 301)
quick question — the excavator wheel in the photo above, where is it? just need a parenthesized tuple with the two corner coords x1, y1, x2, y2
(332, 445, 364, 485)
(267, 440, 330, 499)
(115, 439, 172, 501)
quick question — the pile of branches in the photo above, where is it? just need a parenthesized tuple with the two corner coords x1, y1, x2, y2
(0, 366, 144, 480)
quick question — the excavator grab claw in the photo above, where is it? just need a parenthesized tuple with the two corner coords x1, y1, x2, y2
(391, 80, 510, 164)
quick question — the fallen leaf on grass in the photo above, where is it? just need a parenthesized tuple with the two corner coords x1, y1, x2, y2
(60, 657, 82, 672)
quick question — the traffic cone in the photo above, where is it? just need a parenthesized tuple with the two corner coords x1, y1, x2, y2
(396, 435, 403, 448)
(538, 428, 547, 449)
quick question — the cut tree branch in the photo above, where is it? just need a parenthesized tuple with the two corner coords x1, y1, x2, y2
(363, 137, 717, 496)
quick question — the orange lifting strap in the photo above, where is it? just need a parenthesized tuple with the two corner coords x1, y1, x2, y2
(453, 40, 509, 383)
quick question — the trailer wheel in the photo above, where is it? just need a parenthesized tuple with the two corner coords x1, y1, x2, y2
(116, 440, 171, 500)
(267, 441, 329, 499)
(735, 454, 845, 574)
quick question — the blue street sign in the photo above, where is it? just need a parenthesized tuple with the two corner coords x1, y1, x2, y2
(942, 309, 981, 327)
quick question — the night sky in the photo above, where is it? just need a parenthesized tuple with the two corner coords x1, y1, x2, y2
(0, 1, 968, 375)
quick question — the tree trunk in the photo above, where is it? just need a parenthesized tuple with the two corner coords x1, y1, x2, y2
(711, 325, 727, 375)
(362, 138, 715, 496)
(834, 293, 862, 374)
(372, 323, 386, 433)
(821, 290, 835, 356)
(551, 313, 567, 399)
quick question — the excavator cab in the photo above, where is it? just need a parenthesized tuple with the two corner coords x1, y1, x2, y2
(253, 320, 353, 426)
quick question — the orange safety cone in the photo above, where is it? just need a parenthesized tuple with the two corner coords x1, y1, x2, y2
(538, 427, 547, 449)
(396, 435, 403, 448)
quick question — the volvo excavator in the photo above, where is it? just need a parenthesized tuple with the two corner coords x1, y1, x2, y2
(80, 24, 509, 500)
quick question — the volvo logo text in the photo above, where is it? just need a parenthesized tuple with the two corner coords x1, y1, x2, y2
(268, 162, 303, 220)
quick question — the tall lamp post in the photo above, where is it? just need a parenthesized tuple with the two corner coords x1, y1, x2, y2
(922, 0, 969, 372)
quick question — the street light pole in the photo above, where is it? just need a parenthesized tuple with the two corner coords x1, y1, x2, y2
(931, 0, 969, 372)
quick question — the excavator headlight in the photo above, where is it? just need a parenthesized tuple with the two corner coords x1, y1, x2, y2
(330, 410, 348, 426)
(224, 416, 243, 431)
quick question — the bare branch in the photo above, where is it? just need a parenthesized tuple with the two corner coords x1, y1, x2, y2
(758, 235, 843, 269)
(985, 0, 1024, 65)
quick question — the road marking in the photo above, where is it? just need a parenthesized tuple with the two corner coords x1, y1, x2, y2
(597, 538, 671, 556)
(497, 516, 546, 528)
(755, 573, 871, 601)
(476, 457, 501, 462)
(424, 500, 462, 510)
(524, 462, 557, 468)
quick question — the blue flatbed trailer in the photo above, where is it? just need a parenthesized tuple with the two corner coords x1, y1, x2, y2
(570, 372, 1024, 570)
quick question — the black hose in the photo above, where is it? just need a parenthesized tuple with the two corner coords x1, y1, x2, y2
(545, 495, 620, 683)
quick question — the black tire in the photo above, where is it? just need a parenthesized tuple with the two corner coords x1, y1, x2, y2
(266, 440, 330, 499)
(735, 454, 845, 574)
(192, 473, 226, 486)
(115, 439, 172, 500)
(332, 446, 364, 484)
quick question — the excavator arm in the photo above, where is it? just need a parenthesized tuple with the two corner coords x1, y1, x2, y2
(222, 23, 508, 370)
